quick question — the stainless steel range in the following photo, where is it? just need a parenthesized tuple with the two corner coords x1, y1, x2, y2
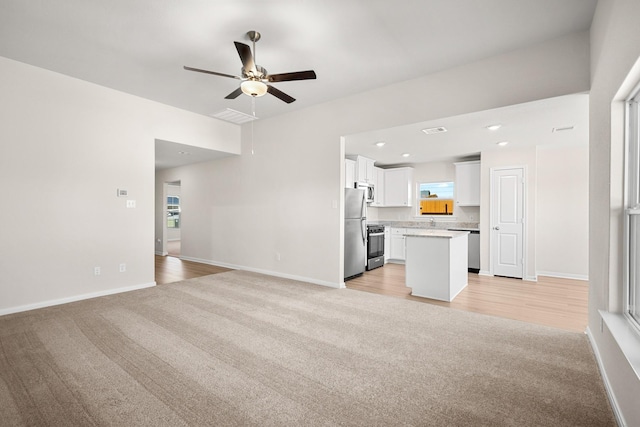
(366, 224, 385, 271)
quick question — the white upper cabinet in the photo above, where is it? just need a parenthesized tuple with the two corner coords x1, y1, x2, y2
(345, 158, 356, 189)
(454, 160, 481, 206)
(372, 167, 385, 206)
(384, 167, 414, 207)
(348, 155, 376, 183)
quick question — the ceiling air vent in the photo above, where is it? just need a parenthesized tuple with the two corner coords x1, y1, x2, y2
(210, 108, 258, 124)
(422, 126, 448, 135)
(552, 125, 574, 133)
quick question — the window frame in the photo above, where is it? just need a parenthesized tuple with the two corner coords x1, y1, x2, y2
(166, 195, 180, 229)
(416, 181, 455, 217)
(624, 87, 640, 333)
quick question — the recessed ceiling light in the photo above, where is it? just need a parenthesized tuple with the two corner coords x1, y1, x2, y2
(422, 126, 447, 135)
(496, 141, 509, 146)
(375, 141, 386, 147)
(486, 124, 502, 131)
(178, 151, 191, 155)
(402, 153, 411, 157)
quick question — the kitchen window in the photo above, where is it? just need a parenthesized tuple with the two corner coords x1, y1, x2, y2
(626, 87, 640, 330)
(418, 182, 454, 216)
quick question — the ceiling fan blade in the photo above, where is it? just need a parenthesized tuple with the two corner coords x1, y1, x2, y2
(267, 85, 296, 104)
(183, 66, 240, 79)
(224, 87, 244, 100)
(234, 42, 257, 75)
(267, 70, 317, 82)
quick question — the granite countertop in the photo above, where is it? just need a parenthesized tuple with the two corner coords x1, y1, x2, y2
(403, 230, 469, 239)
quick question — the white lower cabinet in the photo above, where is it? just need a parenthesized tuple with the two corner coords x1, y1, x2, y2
(389, 228, 407, 261)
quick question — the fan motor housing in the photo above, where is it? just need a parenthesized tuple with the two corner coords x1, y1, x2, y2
(243, 65, 267, 80)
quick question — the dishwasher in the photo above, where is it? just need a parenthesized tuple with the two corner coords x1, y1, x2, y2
(448, 228, 480, 273)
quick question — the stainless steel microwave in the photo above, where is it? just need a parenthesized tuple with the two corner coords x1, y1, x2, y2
(357, 182, 375, 203)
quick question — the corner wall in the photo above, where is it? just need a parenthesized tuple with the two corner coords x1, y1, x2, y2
(536, 145, 589, 280)
(588, 0, 640, 424)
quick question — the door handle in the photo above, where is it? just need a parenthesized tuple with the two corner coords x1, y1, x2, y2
(493, 226, 500, 230)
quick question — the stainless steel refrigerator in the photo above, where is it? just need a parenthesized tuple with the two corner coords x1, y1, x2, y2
(344, 188, 366, 280)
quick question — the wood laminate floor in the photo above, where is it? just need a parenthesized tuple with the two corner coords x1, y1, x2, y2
(347, 263, 588, 333)
(154, 256, 588, 333)
(155, 255, 232, 285)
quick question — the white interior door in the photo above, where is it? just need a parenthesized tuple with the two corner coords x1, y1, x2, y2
(491, 168, 524, 278)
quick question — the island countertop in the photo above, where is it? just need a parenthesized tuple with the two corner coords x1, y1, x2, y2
(404, 230, 469, 239)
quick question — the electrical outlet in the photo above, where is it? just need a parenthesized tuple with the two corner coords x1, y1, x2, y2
(126, 200, 136, 208)
(119, 263, 126, 273)
(276, 252, 281, 261)
(94, 267, 101, 276)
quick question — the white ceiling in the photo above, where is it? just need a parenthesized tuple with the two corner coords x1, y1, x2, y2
(0, 0, 597, 168)
(346, 93, 589, 166)
(155, 139, 235, 170)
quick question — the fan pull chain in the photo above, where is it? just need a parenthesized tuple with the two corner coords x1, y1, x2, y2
(251, 96, 256, 155)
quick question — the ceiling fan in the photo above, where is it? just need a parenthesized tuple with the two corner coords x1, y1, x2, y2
(184, 30, 316, 104)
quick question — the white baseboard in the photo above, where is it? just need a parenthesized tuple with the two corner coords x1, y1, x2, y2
(155, 251, 168, 256)
(179, 255, 342, 289)
(0, 282, 156, 317)
(479, 270, 492, 276)
(586, 326, 626, 427)
(536, 270, 589, 281)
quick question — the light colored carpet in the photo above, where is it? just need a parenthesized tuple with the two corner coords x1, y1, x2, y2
(0, 270, 615, 426)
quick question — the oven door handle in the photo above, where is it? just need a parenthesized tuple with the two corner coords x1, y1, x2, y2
(368, 232, 384, 237)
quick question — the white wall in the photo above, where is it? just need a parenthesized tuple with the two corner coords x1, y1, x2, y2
(0, 56, 240, 314)
(536, 145, 589, 279)
(588, 0, 640, 424)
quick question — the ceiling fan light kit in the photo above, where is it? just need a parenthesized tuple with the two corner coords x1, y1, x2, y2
(184, 30, 316, 104)
(241, 80, 267, 97)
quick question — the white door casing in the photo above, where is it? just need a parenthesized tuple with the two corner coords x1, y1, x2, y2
(491, 167, 524, 278)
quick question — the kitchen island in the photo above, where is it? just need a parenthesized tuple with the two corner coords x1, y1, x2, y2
(405, 230, 469, 302)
